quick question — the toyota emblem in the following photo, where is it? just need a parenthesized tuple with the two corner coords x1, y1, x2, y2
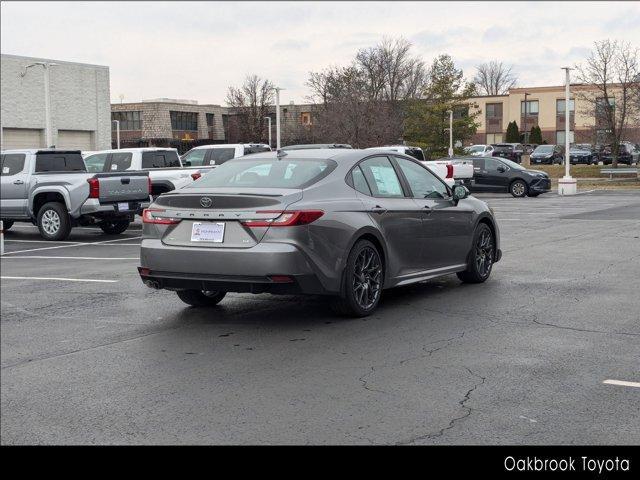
(200, 197, 213, 208)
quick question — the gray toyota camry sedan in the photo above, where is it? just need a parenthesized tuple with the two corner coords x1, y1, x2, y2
(138, 149, 501, 317)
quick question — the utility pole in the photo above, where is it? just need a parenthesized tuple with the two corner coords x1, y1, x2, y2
(275, 87, 284, 150)
(264, 116, 272, 148)
(112, 120, 120, 149)
(559, 67, 576, 195)
(21, 62, 58, 148)
(446, 109, 453, 158)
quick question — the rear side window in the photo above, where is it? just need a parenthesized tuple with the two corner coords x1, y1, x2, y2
(1, 154, 26, 176)
(358, 156, 404, 198)
(190, 158, 336, 189)
(351, 166, 372, 195)
(141, 150, 180, 168)
(108, 152, 133, 171)
(472, 158, 485, 169)
(84, 153, 109, 173)
(209, 148, 237, 165)
(35, 152, 86, 172)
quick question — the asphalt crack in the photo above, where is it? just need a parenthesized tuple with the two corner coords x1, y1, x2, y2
(396, 367, 486, 445)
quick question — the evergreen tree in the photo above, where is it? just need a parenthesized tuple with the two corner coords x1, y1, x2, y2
(529, 125, 543, 144)
(505, 121, 520, 142)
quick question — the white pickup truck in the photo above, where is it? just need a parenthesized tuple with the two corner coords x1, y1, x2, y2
(1, 149, 150, 240)
(365, 146, 473, 187)
(83, 148, 194, 197)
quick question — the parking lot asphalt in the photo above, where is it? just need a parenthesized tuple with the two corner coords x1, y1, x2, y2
(1, 189, 639, 445)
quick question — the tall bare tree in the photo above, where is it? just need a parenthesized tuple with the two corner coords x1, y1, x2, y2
(225, 74, 274, 142)
(574, 40, 639, 166)
(473, 61, 517, 96)
(305, 37, 426, 147)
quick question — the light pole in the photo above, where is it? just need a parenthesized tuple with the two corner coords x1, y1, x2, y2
(523, 92, 529, 144)
(446, 109, 453, 158)
(559, 67, 576, 195)
(21, 62, 58, 148)
(264, 116, 272, 148)
(275, 87, 284, 150)
(112, 120, 120, 149)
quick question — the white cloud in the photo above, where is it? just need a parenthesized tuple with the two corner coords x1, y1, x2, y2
(1, 1, 638, 104)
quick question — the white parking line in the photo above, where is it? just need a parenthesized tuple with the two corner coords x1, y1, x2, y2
(603, 379, 640, 388)
(1, 276, 117, 283)
(1, 236, 142, 255)
(1, 256, 139, 260)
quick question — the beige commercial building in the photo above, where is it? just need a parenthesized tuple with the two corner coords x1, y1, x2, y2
(469, 84, 640, 146)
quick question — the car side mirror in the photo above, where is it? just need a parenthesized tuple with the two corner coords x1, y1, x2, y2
(497, 165, 506, 173)
(453, 185, 469, 202)
(183, 160, 191, 167)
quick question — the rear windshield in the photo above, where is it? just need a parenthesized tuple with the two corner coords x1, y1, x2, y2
(35, 152, 86, 172)
(534, 145, 553, 153)
(243, 146, 271, 155)
(189, 158, 337, 189)
(141, 150, 181, 169)
(493, 144, 513, 151)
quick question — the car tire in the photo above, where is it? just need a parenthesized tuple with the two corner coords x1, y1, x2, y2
(37, 202, 71, 241)
(510, 180, 528, 198)
(176, 289, 227, 307)
(457, 223, 495, 284)
(2, 220, 14, 231)
(331, 239, 383, 317)
(99, 220, 130, 235)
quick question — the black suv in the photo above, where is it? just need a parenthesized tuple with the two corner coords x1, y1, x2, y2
(530, 144, 564, 165)
(601, 144, 634, 165)
(491, 143, 524, 163)
(469, 156, 551, 198)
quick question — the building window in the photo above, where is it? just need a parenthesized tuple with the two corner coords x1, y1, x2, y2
(486, 133, 504, 144)
(521, 100, 539, 115)
(556, 130, 574, 145)
(111, 111, 142, 130)
(556, 99, 575, 114)
(486, 103, 503, 118)
(300, 112, 312, 125)
(170, 111, 198, 131)
(206, 113, 215, 127)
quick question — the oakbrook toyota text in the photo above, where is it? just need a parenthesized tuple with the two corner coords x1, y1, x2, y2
(504, 456, 631, 474)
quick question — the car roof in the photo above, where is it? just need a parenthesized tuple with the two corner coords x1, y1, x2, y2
(85, 147, 178, 154)
(190, 143, 269, 151)
(235, 148, 392, 163)
(1, 149, 81, 154)
(281, 143, 352, 150)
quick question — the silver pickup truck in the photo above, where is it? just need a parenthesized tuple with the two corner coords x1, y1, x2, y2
(1, 149, 150, 240)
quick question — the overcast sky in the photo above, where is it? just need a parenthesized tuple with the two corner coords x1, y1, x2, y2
(2, 1, 638, 105)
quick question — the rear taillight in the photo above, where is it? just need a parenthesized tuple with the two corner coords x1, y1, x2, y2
(446, 164, 454, 178)
(88, 178, 100, 198)
(147, 176, 152, 194)
(142, 208, 180, 225)
(241, 210, 324, 227)
(191, 172, 202, 181)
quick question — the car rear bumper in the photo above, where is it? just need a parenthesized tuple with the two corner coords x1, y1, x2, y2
(139, 239, 332, 295)
(80, 198, 150, 216)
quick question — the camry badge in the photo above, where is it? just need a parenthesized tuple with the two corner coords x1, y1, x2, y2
(200, 197, 213, 208)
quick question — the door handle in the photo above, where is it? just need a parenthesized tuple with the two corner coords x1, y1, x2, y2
(371, 206, 387, 214)
(422, 205, 432, 214)
(13, 180, 24, 185)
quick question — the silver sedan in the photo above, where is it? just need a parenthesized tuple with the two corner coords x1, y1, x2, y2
(138, 149, 501, 316)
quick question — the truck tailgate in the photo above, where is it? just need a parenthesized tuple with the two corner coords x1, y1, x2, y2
(93, 171, 149, 203)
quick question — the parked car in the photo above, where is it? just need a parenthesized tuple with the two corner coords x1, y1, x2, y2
(366, 145, 426, 161)
(621, 142, 640, 164)
(469, 156, 551, 198)
(573, 144, 600, 164)
(1, 149, 150, 240)
(491, 143, 524, 163)
(601, 144, 635, 165)
(180, 143, 271, 170)
(138, 149, 501, 317)
(428, 156, 475, 188)
(530, 144, 564, 165)
(568, 145, 597, 165)
(281, 143, 352, 151)
(463, 144, 495, 157)
(523, 144, 539, 155)
(82, 148, 192, 197)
